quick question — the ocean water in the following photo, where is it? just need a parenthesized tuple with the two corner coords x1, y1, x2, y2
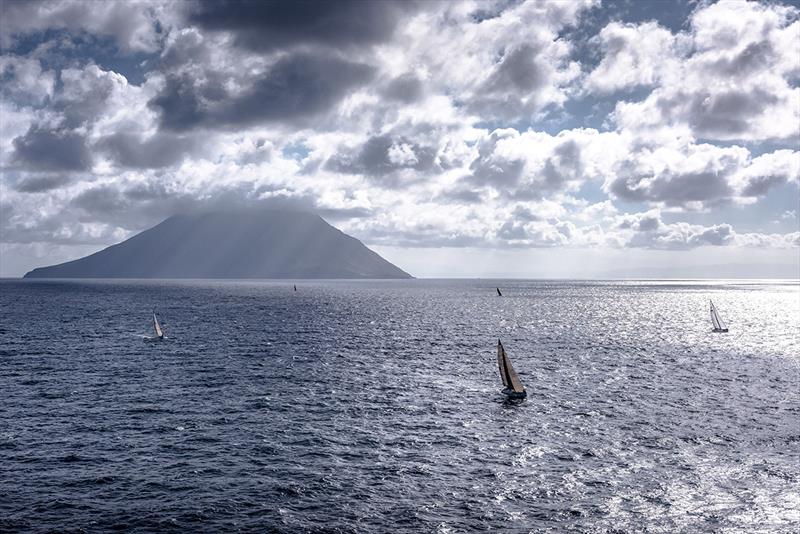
(1, 279, 799, 533)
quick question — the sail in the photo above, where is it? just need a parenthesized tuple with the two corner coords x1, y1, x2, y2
(497, 340, 525, 393)
(497, 341, 509, 387)
(710, 301, 727, 331)
(153, 312, 163, 338)
(496, 287, 502, 296)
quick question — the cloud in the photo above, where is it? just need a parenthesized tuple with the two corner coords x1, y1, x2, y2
(187, 0, 417, 51)
(0, 55, 56, 105)
(586, 21, 682, 93)
(12, 173, 73, 193)
(97, 132, 199, 169)
(734, 231, 800, 248)
(616, 209, 736, 249)
(380, 72, 425, 103)
(0, 0, 164, 53)
(605, 141, 797, 208)
(12, 125, 92, 171)
(602, 1, 800, 142)
(150, 53, 375, 130)
(326, 134, 437, 179)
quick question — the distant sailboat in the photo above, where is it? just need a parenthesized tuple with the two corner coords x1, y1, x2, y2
(294, 284, 297, 291)
(153, 310, 164, 340)
(496, 287, 502, 296)
(710, 300, 728, 333)
(497, 340, 526, 399)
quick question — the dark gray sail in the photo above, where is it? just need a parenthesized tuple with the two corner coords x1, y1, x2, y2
(497, 340, 526, 397)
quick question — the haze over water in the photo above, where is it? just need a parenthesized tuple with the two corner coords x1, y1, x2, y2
(1, 279, 799, 532)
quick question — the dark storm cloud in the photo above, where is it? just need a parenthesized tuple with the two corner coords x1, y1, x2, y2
(380, 73, 424, 103)
(13, 174, 73, 193)
(188, 0, 416, 52)
(151, 53, 375, 131)
(12, 125, 92, 171)
(97, 132, 199, 169)
(326, 135, 437, 178)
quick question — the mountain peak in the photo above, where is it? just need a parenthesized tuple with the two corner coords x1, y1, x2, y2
(24, 209, 412, 279)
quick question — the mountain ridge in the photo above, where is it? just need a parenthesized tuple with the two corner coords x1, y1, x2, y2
(23, 210, 412, 279)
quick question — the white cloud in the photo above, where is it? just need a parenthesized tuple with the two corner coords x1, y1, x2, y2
(586, 21, 684, 93)
(597, 0, 800, 142)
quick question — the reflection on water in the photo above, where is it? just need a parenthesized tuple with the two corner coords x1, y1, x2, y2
(1, 279, 798, 532)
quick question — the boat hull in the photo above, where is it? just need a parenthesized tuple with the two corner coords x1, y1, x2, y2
(713, 328, 729, 333)
(502, 388, 527, 400)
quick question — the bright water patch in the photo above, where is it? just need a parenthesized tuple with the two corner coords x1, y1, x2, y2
(1, 279, 798, 532)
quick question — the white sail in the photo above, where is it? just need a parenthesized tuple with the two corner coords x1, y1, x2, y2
(710, 300, 728, 332)
(153, 312, 164, 338)
(497, 340, 525, 394)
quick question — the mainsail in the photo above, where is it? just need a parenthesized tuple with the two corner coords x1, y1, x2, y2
(710, 300, 728, 332)
(153, 311, 164, 338)
(497, 340, 525, 394)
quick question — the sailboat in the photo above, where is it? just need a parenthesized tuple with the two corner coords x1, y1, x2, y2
(153, 310, 164, 340)
(497, 340, 526, 399)
(496, 287, 502, 296)
(294, 284, 297, 291)
(710, 300, 728, 333)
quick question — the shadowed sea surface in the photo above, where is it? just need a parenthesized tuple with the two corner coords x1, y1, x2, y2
(1, 279, 799, 533)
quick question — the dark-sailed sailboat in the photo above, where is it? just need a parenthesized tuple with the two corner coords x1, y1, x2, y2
(496, 287, 502, 296)
(497, 340, 526, 399)
(710, 300, 728, 333)
(153, 310, 164, 340)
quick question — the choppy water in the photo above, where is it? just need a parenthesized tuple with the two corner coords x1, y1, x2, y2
(1, 279, 799, 533)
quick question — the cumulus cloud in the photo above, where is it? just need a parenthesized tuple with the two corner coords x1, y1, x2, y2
(0, 0, 165, 53)
(586, 21, 682, 93)
(601, 0, 800, 142)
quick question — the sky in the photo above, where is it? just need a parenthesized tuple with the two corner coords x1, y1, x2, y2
(0, 0, 798, 278)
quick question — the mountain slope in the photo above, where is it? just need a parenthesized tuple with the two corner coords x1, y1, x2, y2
(24, 210, 412, 279)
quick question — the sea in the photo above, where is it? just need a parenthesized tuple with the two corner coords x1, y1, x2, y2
(1, 279, 798, 533)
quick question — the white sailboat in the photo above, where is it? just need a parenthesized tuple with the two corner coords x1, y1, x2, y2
(153, 310, 164, 340)
(710, 300, 728, 333)
(497, 340, 526, 399)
